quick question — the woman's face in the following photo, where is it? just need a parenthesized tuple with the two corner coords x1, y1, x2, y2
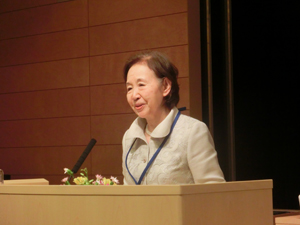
(126, 62, 170, 123)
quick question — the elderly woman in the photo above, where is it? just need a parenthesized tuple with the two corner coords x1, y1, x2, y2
(122, 51, 225, 185)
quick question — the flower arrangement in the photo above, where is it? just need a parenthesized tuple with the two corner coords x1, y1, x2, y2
(62, 168, 119, 185)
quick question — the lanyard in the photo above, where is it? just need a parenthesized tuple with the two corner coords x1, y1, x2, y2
(125, 110, 181, 185)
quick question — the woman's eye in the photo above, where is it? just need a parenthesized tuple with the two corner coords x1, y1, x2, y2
(138, 83, 145, 87)
(127, 87, 132, 92)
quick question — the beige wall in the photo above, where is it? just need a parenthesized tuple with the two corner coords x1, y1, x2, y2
(0, 0, 200, 184)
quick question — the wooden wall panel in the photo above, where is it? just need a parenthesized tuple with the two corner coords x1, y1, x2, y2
(90, 52, 134, 85)
(0, 58, 89, 93)
(91, 145, 122, 175)
(0, 0, 56, 13)
(90, 84, 131, 115)
(89, 0, 187, 26)
(0, 28, 89, 66)
(0, 87, 90, 120)
(0, 117, 90, 147)
(89, 46, 188, 86)
(89, 13, 188, 55)
(0, 0, 88, 40)
(0, 147, 91, 175)
(91, 114, 137, 145)
(187, 0, 201, 120)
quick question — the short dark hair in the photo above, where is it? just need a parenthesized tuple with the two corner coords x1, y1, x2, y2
(123, 51, 180, 109)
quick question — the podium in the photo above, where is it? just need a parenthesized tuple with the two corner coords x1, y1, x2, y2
(0, 179, 273, 225)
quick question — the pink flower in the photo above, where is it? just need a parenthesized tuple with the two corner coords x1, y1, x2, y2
(61, 177, 68, 183)
(94, 180, 101, 185)
(96, 174, 103, 180)
(110, 176, 119, 184)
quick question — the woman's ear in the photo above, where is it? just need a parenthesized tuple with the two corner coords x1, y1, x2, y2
(162, 78, 172, 97)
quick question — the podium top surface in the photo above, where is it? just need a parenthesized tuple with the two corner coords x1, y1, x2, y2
(0, 179, 272, 196)
(3, 178, 49, 185)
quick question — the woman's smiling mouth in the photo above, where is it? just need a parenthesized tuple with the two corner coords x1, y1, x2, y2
(135, 104, 144, 111)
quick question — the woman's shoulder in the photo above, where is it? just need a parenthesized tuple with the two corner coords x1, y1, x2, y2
(178, 113, 208, 129)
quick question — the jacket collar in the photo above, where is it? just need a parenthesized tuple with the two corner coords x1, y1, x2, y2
(125, 107, 179, 141)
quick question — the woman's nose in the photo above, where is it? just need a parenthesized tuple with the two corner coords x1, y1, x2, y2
(132, 88, 140, 100)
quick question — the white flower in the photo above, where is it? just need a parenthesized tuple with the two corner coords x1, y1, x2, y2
(110, 176, 119, 184)
(64, 168, 69, 174)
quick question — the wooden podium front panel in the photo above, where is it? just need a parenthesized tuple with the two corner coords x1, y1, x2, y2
(182, 188, 272, 224)
(0, 191, 182, 225)
(0, 180, 273, 225)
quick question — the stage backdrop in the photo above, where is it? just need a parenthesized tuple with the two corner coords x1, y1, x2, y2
(0, 0, 202, 184)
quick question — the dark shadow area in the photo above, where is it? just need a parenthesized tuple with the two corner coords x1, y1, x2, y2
(231, 1, 300, 209)
(202, 0, 300, 209)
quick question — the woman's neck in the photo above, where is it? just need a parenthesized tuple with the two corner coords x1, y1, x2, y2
(146, 107, 171, 132)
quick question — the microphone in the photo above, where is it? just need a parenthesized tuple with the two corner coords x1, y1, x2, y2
(70, 138, 97, 174)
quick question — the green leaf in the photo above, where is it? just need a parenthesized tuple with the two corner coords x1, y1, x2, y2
(66, 170, 73, 176)
(81, 168, 88, 175)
